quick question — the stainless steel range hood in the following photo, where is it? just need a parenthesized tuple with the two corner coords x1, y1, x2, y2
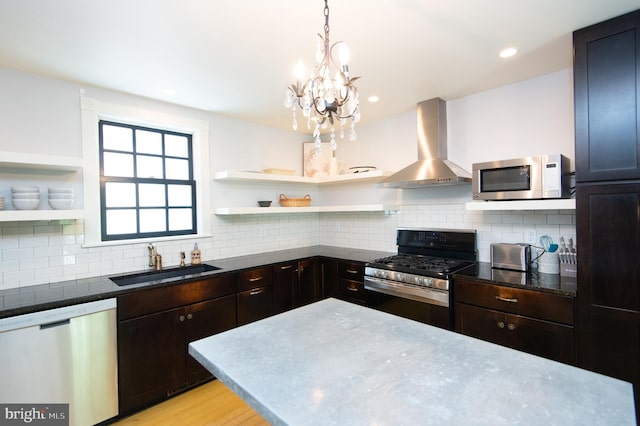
(379, 98, 471, 188)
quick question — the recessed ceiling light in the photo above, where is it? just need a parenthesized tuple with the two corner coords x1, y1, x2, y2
(367, 95, 380, 103)
(499, 47, 518, 58)
(162, 88, 177, 96)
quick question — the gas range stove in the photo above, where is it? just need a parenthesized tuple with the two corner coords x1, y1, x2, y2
(368, 254, 475, 279)
(364, 228, 477, 307)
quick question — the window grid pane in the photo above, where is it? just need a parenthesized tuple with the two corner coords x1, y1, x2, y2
(100, 120, 196, 241)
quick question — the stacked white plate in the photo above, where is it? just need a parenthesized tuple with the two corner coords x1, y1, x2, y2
(48, 188, 74, 210)
(11, 186, 40, 210)
(0, 195, 4, 210)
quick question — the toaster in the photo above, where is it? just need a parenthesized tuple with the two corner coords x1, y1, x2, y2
(490, 243, 531, 272)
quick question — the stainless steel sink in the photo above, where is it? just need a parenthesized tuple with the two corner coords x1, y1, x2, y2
(110, 264, 220, 286)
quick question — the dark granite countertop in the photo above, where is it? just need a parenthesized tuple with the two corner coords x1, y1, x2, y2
(453, 262, 577, 297)
(0, 245, 394, 319)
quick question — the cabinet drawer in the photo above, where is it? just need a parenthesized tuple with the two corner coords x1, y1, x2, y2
(454, 278, 574, 325)
(236, 267, 273, 292)
(338, 279, 366, 303)
(338, 262, 364, 280)
(237, 286, 274, 326)
(118, 274, 235, 321)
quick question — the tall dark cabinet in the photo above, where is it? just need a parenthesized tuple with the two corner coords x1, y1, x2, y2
(573, 9, 640, 417)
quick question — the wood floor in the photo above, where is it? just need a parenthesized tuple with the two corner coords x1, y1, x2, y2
(113, 380, 270, 426)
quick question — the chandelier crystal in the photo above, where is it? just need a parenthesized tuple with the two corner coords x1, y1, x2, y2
(284, 0, 361, 152)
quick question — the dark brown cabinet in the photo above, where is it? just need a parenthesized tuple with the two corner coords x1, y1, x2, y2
(318, 258, 339, 299)
(296, 258, 319, 307)
(337, 261, 368, 305)
(273, 261, 297, 314)
(574, 9, 640, 182)
(454, 278, 576, 365)
(575, 183, 640, 401)
(117, 274, 236, 415)
(237, 267, 273, 326)
(574, 9, 640, 418)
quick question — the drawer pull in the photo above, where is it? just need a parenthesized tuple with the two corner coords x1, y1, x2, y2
(346, 286, 359, 292)
(249, 276, 263, 282)
(249, 289, 264, 296)
(178, 315, 186, 322)
(186, 313, 193, 320)
(495, 296, 518, 303)
(497, 321, 505, 328)
(507, 323, 515, 331)
(346, 269, 359, 274)
(280, 265, 292, 270)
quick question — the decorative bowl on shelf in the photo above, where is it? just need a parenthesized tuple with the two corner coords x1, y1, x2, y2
(12, 198, 40, 210)
(11, 192, 40, 199)
(11, 186, 39, 193)
(48, 198, 74, 210)
(257, 200, 272, 207)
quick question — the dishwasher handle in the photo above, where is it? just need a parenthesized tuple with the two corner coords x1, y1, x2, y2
(40, 319, 70, 330)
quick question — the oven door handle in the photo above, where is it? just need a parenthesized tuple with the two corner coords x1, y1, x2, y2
(364, 276, 449, 307)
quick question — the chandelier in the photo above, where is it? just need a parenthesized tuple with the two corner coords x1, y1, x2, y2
(284, 0, 361, 152)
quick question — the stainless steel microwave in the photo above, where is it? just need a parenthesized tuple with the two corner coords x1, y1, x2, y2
(472, 154, 570, 200)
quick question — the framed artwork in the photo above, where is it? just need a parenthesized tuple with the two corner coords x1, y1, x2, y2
(303, 142, 332, 177)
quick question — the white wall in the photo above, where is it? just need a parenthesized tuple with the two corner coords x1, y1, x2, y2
(0, 67, 576, 291)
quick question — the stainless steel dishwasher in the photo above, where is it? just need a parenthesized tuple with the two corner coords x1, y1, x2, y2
(0, 298, 118, 425)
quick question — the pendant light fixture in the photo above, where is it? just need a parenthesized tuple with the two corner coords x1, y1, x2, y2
(284, 0, 361, 152)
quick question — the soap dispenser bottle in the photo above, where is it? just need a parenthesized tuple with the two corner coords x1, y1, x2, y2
(191, 243, 201, 265)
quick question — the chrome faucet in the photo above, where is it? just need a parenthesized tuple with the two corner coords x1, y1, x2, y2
(148, 243, 157, 268)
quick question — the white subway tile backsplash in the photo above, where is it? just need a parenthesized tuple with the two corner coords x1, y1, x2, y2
(0, 203, 576, 289)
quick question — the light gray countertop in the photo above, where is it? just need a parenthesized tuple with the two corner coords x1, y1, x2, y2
(189, 298, 635, 425)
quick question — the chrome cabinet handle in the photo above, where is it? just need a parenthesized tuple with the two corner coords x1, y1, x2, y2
(249, 289, 264, 296)
(494, 296, 518, 303)
(507, 323, 515, 331)
(346, 269, 359, 274)
(186, 313, 193, 320)
(280, 265, 292, 270)
(178, 315, 185, 322)
(497, 321, 505, 328)
(249, 276, 263, 282)
(346, 286, 359, 292)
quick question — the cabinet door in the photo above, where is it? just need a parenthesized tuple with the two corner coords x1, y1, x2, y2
(118, 307, 185, 415)
(237, 286, 274, 326)
(574, 10, 640, 182)
(454, 303, 508, 347)
(184, 295, 237, 386)
(576, 183, 640, 387)
(296, 259, 318, 307)
(506, 314, 575, 365)
(273, 262, 297, 313)
(319, 258, 339, 299)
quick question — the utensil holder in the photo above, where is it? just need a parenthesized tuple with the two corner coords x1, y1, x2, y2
(538, 252, 560, 274)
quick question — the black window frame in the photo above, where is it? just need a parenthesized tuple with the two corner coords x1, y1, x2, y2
(98, 120, 197, 241)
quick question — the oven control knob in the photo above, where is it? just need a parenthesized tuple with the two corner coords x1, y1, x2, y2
(414, 276, 422, 285)
(397, 273, 404, 281)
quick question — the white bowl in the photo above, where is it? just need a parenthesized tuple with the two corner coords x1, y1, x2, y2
(12, 198, 40, 210)
(48, 188, 74, 194)
(48, 193, 74, 199)
(48, 198, 74, 210)
(11, 186, 39, 193)
(12, 193, 40, 199)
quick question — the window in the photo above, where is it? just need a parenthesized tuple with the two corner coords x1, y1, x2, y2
(99, 120, 197, 241)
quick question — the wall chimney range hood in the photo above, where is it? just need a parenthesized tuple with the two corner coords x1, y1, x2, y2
(379, 97, 471, 188)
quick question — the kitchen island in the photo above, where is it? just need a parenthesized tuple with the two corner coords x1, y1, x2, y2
(189, 298, 635, 425)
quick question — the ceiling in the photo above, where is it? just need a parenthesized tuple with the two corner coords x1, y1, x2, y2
(1, 0, 640, 133)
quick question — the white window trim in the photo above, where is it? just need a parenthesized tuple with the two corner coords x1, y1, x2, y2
(80, 92, 211, 247)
